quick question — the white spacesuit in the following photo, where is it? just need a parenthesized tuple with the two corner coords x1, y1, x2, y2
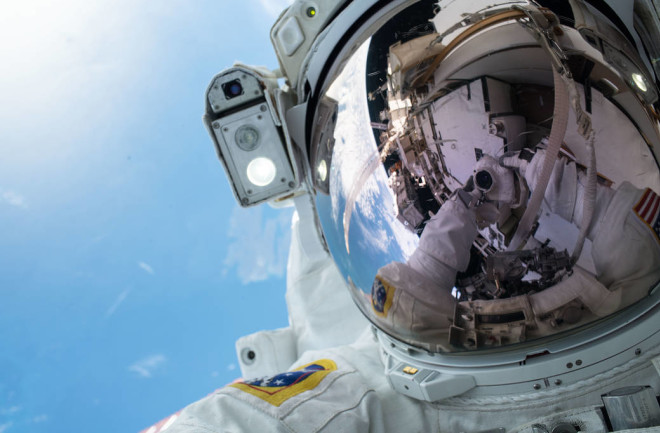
(154, 0, 660, 431)
(162, 156, 660, 432)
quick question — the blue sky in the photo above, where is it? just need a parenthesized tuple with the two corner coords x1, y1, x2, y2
(0, 1, 295, 431)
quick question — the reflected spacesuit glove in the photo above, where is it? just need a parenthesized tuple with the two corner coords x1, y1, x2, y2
(457, 178, 500, 229)
(474, 201, 501, 229)
(498, 148, 538, 187)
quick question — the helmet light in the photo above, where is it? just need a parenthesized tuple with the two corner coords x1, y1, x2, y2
(317, 159, 328, 182)
(247, 157, 277, 186)
(632, 73, 648, 92)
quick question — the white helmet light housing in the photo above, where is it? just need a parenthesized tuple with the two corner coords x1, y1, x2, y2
(204, 67, 298, 206)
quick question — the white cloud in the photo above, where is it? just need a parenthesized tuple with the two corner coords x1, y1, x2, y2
(255, 0, 294, 19)
(0, 422, 12, 433)
(138, 262, 155, 275)
(326, 39, 419, 259)
(105, 289, 130, 318)
(0, 190, 28, 209)
(227, 363, 236, 372)
(128, 354, 166, 378)
(32, 415, 48, 423)
(0, 406, 21, 416)
(223, 205, 293, 284)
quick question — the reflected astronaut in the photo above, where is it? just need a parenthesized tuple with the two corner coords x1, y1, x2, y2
(374, 147, 660, 351)
(160, 0, 660, 432)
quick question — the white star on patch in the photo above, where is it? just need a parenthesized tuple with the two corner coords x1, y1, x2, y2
(273, 379, 285, 386)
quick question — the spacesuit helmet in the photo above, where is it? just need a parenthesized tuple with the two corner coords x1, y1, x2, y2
(205, 0, 660, 401)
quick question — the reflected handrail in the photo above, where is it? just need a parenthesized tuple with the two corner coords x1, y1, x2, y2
(343, 150, 384, 254)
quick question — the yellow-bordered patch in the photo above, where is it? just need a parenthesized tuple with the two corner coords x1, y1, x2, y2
(230, 359, 337, 407)
(372, 276, 395, 318)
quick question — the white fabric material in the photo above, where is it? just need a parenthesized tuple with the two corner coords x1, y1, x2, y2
(370, 196, 476, 346)
(500, 149, 580, 222)
(222, 352, 378, 433)
(375, 261, 455, 346)
(166, 345, 380, 433)
(235, 327, 297, 379)
(590, 183, 660, 307)
(534, 152, 578, 223)
(573, 170, 614, 240)
(527, 153, 660, 307)
(529, 266, 622, 317)
(236, 197, 369, 380)
(285, 201, 370, 356)
(408, 196, 477, 276)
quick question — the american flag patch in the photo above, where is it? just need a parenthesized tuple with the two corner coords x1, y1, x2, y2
(633, 188, 660, 244)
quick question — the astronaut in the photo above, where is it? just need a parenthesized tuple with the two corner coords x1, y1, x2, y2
(373, 149, 660, 353)
(157, 0, 660, 432)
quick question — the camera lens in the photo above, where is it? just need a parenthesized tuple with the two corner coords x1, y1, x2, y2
(235, 125, 260, 151)
(222, 79, 244, 99)
(475, 170, 493, 191)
